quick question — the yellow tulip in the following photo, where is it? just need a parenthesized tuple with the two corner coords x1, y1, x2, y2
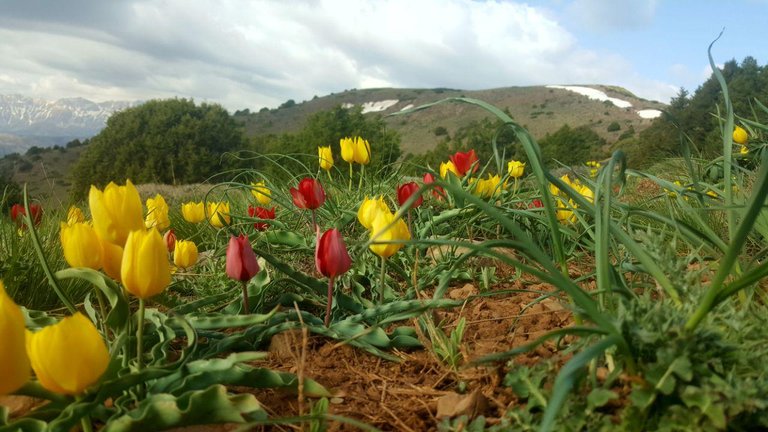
(340, 137, 355, 163)
(89, 180, 144, 247)
(353, 137, 371, 165)
(121, 228, 171, 299)
(181, 202, 205, 223)
(66, 206, 85, 225)
(507, 160, 525, 178)
(145, 194, 170, 231)
(440, 161, 459, 179)
(206, 202, 231, 228)
(100, 238, 123, 282)
(578, 184, 594, 204)
(733, 126, 748, 145)
(174, 240, 199, 269)
(739, 145, 749, 155)
(26, 312, 109, 395)
(0, 281, 30, 395)
(318, 146, 334, 171)
(472, 174, 502, 198)
(358, 196, 392, 230)
(369, 211, 410, 258)
(250, 182, 272, 205)
(60, 222, 103, 270)
(556, 199, 577, 224)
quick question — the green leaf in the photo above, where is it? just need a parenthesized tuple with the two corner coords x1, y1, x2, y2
(263, 230, 307, 247)
(187, 307, 278, 330)
(587, 388, 618, 411)
(104, 385, 266, 432)
(55, 267, 130, 330)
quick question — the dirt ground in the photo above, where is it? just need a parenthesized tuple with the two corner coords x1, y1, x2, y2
(254, 278, 573, 431)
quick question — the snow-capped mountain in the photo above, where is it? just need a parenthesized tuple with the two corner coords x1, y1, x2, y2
(0, 94, 137, 154)
(0, 94, 135, 136)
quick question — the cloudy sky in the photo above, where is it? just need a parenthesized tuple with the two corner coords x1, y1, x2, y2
(0, 0, 764, 111)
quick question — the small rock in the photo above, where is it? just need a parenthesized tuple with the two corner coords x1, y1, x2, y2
(435, 389, 488, 419)
(449, 284, 477, 300)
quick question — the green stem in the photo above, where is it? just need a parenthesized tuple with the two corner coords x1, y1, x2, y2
(23, 186, 77, 314)
(325, 277, 335, 327)
(379, 256, 387, 305)
(76, 395, 94, 432)
(358, 164, 365, 190)
(326, 169, 332, 182)
(241, 280, 250, 314)
(136, 298, 145, 371)
(348, 163, 353, 190)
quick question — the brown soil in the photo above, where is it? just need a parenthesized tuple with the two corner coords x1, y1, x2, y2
(252, 280, 572, 431)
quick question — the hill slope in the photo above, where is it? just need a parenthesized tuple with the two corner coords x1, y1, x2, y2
(236, 85, 666, 154)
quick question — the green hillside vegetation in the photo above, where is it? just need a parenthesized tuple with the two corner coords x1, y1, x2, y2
(69, 99, 248, 200)
(236, 85, 664, 156)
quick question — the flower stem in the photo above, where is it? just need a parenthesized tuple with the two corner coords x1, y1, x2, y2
(76, 395, 94, 432)
(312, 210, 319, 237)
(379, 256, 387, 305)
(348, 163, 353, 190)
(325, 277, 335, 327)
(136, 298, 145, 371)
(241, 280, 250, 314)
(326, 169, 332, 182)
(358, 164, 365, 191)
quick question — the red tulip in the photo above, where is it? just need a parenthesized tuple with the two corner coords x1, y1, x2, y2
(449, 149, 479, 177)
(225, 234, 260, 282)
(10, 203, 42, 228)
(529, 199, 543, 208)
(315, 228, 352, 279)
(423, 173, 445, 200)
(397, 182, 423, 208)
(315, 228, 352, 326)
(248, 206, 276, 231)
(163, 229, 176, 252)
(290, 178, 326, 210)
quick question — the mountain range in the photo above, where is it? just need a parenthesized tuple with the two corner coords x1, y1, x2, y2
(0, 95, 136, 155)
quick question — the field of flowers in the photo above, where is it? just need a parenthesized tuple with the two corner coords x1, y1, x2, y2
(2, 55, 768, 431)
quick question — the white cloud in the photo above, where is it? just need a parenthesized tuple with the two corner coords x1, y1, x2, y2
(0, 0, 677, 110)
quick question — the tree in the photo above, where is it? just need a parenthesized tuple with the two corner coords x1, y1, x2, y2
(539, 125, 607, 166)
(252, 105, 401, 177)
(70, 99, 247, 199)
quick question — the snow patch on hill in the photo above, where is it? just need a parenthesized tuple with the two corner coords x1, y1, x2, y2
(636, 109, 663, 119)
(546, 85, 633, 108)
(341, 100, 399, 114)
(400, 104, 414, 111)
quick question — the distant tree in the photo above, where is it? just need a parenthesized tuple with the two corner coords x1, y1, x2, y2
(252, 105, 401, 177)
(279, 99, 296, 109)
(607, 121, 621, 132)
(539, 124, 607, 166)
(70, 99, 247, 199)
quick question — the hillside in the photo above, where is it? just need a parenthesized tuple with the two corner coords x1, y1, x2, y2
(2, 85, 666, 202)
(236, 85, 666, 154)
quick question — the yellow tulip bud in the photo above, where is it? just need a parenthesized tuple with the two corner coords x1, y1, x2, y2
(27, 313, 109, 395)
(60, 222, 103, 270)
(0, 281, 30, 395)
(578, 185, 594, 203)
(66, 206, 85, 225)
(507, 160, 525, 178)
(89, 180, 144, 247)
(353, 137, 371, 165)
(145, 194, 170, 231)
(369, 211, 410, 258)
(121, 228, 171, 299)
(357, 196, 392, 230)
(556, 199, 577, 224)
(318, 146, 334, 171)
(440, 161, 459, 179)
(181, 202, 206, 223)
(250, 182, 272, 205)
(733, 126, 748, 145)
(173, 240, 199, 269)
(206, 202, 231, 228)
(340, 137, 355, 163)
(100, 238, 123, 282)
(472, 174, 502, 198)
